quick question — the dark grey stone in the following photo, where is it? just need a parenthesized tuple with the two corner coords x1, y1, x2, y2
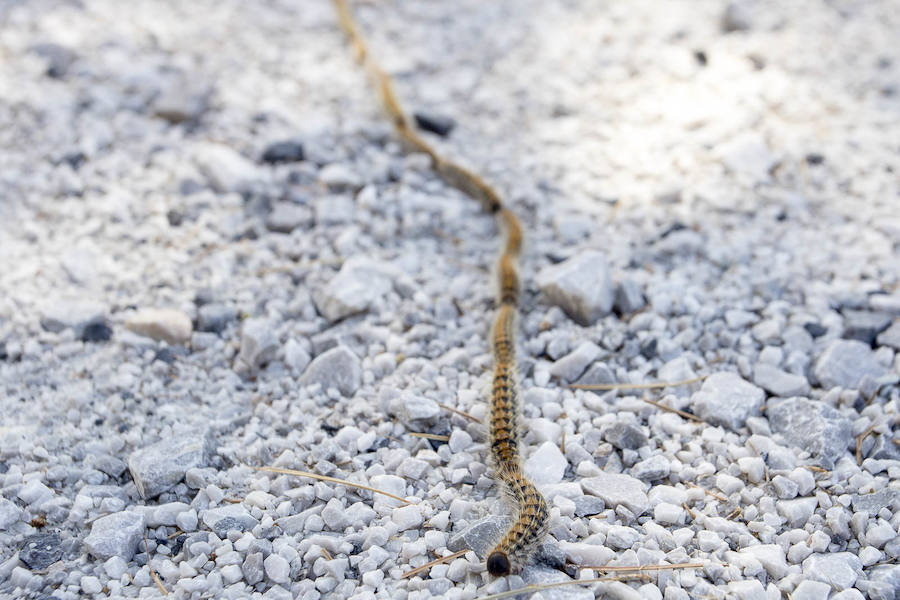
(413, 112, 455, 137)
(447, 515, 513, 557)
(533, 542, 566, 569)
(576, 363, 616, 386)
(261, 140, 305, 163)
(573, 496, 605, 517)
(19, 532, 63, 570)
(80, 320, 112, 343)
(614, 279, 646, 314)
(843, 310, 892, 345)
(767, 397, 853, 469)
(197, 303, 237, 333)
(804, 322, 827, 338)
(601, 422, 648, 451)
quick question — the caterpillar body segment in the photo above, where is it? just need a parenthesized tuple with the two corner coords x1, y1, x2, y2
(334, 0, 549, 576)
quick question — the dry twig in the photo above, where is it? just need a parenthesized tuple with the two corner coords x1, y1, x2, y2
(253, 466, 409, 505)
(401, 549, 469, 579)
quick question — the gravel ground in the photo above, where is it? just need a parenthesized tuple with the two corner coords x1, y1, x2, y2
(1, 1, 899, 599)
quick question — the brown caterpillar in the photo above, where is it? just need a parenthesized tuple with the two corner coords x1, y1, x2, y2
(334, 0, 549, 577)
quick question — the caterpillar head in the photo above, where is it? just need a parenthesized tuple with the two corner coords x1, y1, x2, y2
(486, 551, 511, 577)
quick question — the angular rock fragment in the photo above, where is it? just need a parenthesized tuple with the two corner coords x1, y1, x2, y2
(536, 250, 614, 326)
(128, 430, 213, 498)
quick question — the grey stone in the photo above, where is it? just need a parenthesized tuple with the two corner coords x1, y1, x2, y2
(549, 341, 602, 382)
(197, 303, 237, 333)
(536, 250, 614, 326)
(299, 346, 362, 396)
(39, 299, 106, 336)
(852, 489, 900, 515)
(319, 163, 361, 190)
(151, 79, 211, 123)
(128, 430, 213, 498)
(29, 42, 77, 78)
(802, 552, 862, 590)
(533, 542, 566, 570)
(313, 257, 412, 322)
(573, 496, 605, 517)
(814, 339, 888, 390)
(843, 310, 892, 345)
(869, 434, 900, 461)
(767, 398, 852, 469)
(753, 363, 810, 397)
(690, 372, 765, 431)
(126, 308, 192, 345)
(576, 362, 616, 386)
(19, 533, 63, 570)
(389, 393, 440, 422)
(522, 565, 594, 600)
(614, 279, 646, 314)
(601, 422, 648, 451)
(265, 202, 311, 233)
(234, 318, 279, 373)
(447, 515, 513, 557)
(722, 2, 753, 32)
(283, 339, 311, 373)
(84, 511, 145, 560)
(631, 455, 670, 481)
(876, 320, 900, 350)
(202, 505, 258, 537)
(194, 142, 265, 194)
(243, 552, 265, 585)
(581, 471, 649, 515)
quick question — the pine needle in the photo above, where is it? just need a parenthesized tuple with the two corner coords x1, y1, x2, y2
(570, 375, 707, 391)
(439, 403, 483, 423)
(856, 422, 880, 465)
(579, 562, 705, 572)
(252, 466, 409, 505)
(476, 575, 648, 600)
(143, 531, 169, 596)
(401, 548, 469, 579)
(409, 432, 450, 442)
(642, 397, 705, 422)
(686, 481, 728, 503)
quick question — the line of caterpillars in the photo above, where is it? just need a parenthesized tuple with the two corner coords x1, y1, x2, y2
(333, 0, 549, 577)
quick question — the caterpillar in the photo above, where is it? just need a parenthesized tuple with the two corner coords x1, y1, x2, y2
(333, 0, 549, 577)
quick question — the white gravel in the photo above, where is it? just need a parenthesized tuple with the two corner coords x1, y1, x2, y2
(1, 0, 899, 599)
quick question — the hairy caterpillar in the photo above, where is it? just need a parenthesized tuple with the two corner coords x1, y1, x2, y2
(334, 0, 549, 577)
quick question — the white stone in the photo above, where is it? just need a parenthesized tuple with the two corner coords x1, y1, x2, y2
(727, 580, 767, 600)
(392, 505, 424, 531)
(525, 441, 568, 485)
(653, 502, 685, 525)
(264, 553, 290, 584)
(740, 544, 788, 579)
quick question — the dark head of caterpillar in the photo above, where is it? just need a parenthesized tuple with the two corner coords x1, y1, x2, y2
(486, 551, 511, 576)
